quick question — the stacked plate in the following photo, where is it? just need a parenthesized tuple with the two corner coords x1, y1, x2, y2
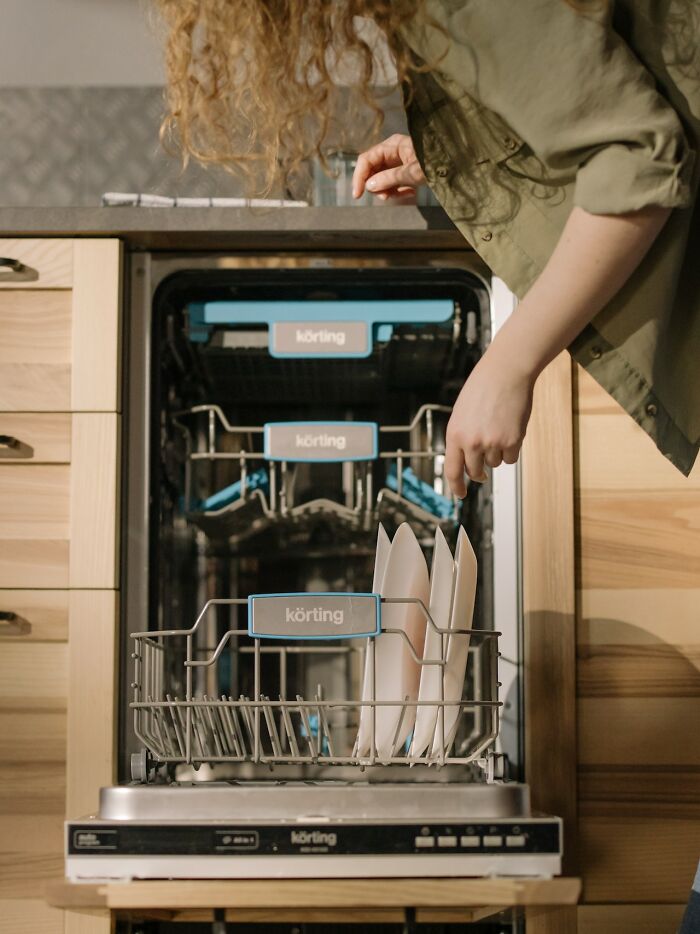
(356, 522, 477, 761)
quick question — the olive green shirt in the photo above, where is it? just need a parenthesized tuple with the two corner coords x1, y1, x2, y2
(401, 0, 699, 474)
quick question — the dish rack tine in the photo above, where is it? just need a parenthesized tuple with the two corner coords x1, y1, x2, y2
(192, 705, 211, 759)
(296, 695, 317, 760)
(148, 697, 169, 756)
(226, 697, 247, 758)
(218, 696, 239, 757)
(202, 695, 225, 758)
(389, 697, 411, 759)
(140, 694, 158, 751)
(238, 696, 257, 755)
(317, 699, 335, 759)
(214, 702, 233, 756)
(165, 694, 185, 758)
(280, 701, 300, 758)
(262, 698, 283, 758)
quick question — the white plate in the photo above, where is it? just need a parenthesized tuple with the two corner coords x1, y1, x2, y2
(356, 523, 429, 759)
(356, 523, 391, 755)
(410, 527, 455, 758)
(430, 525, 477, 757)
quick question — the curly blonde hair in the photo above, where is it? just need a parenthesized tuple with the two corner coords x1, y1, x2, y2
(155, 0, 605, 199)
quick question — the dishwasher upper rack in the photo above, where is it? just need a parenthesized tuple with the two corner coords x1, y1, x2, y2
(172, 403, 460, 540)
(131, 597, 501, 779)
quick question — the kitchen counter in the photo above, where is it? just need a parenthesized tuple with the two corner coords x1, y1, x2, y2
(0, 205, 468, 251)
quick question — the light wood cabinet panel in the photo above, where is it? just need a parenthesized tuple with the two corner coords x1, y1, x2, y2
(579, 817, 699, 902)
(0, 238, 121, 413)
(0, 414, 119, 588)
(577, 643, 700, 697)
(0, 589, 69, 642)
(0, 291, 71, 411)
(577, 413, 700, 490)
(521, 353, 577, 888)
(0, 239, 73, 289)
(0, 711, 66, 763)
(69, 413, 119, 589)
(0, 643, 68, 710)
(0, 898, 65, 934)
(578, 904, 687, 934)
(0, 814, 64, 898)
(578, 697, 700, 766)
(0, 291, 71, 363)
(0, 463, 71, 587)
(0, 540, 69, 589)
(66, 590, 118, 819)
(579, 767, 699, 820)
(0, 762, 65, 815)
(578, 490, 700, 589)
(0, 413, 71, 462)
(578, 588, 700, 646)
(0, 465, 70, 539)
(71, 240, 122, 412)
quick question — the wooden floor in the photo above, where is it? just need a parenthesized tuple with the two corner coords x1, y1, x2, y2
(574, 367, 700, 930)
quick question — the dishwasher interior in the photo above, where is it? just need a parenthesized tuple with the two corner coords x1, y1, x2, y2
(66, 253, 559, 908)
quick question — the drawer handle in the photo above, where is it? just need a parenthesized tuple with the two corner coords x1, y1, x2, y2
(0, 611, 31, 636)
(0, 434, 33, 459)
(0, 256, 37, 282)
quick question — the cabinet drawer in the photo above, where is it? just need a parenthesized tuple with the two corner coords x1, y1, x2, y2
(0, 466, 70, 588)
(0, 414, 118, 589)
(0, 590, 69, 642)
(0, 291, 71, 411)
(0, 642, 68, 711)
(0, 239, 73, 289)
(0, 414, 71, 463)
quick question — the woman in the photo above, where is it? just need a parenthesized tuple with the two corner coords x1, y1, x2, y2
(157, 0, 698, 493)
(156, 1, 699, 924)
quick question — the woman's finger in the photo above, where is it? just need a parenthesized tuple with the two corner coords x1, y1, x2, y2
(484, 448, 503, 468)
(365, 162, 424, 194)
(375, 188, 417, 202)
(502, 444, 521, 465)
(352, 137, 404, 197)
(444, 441, 468, 499)
(463, 447, 487, 483)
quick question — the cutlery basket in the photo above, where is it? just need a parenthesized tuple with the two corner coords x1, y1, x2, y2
(130, 595, 501, 780)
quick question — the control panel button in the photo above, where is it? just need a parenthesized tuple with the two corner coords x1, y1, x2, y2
(437, 835, 457, 848)
(506, 834, 527, 848)
(460, 835, 481, 848)
(415, 836, 436, 848)
(482, 834, 503, 847)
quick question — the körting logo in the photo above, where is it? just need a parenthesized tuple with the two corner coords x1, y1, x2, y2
(291, 830, 338, 847)
(286, 606, 344, 626)
(295, 432, 347, 451)
(295, 327, 346, 347)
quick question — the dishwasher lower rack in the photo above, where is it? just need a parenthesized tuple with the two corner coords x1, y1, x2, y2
(130, 596, 501, 780)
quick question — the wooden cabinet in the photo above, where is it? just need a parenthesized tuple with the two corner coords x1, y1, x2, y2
(0, 239, 121, 934)
(574, 367, 700, 928)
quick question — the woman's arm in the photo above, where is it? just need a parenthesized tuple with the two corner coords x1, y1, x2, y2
(444, 204, 671, 494)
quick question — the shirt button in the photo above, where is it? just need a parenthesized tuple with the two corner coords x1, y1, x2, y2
(590, 346, 602, 359)
(481, 231, 493, 241)
(436, 166, 449, 178)
(646, 403, 658, 417)
(504, 137, 518, 152)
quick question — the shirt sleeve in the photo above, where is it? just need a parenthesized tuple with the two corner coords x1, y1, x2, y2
(416, 0, 694, 214)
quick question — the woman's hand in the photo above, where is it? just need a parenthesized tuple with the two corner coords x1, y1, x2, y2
(445, 344, 535, 497)
(352, 133, 427, 200)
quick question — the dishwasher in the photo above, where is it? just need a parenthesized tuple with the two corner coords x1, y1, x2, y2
(65, 247, 562, 889)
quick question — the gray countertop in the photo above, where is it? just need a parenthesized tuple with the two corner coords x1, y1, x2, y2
(0, 205, 470, 251)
